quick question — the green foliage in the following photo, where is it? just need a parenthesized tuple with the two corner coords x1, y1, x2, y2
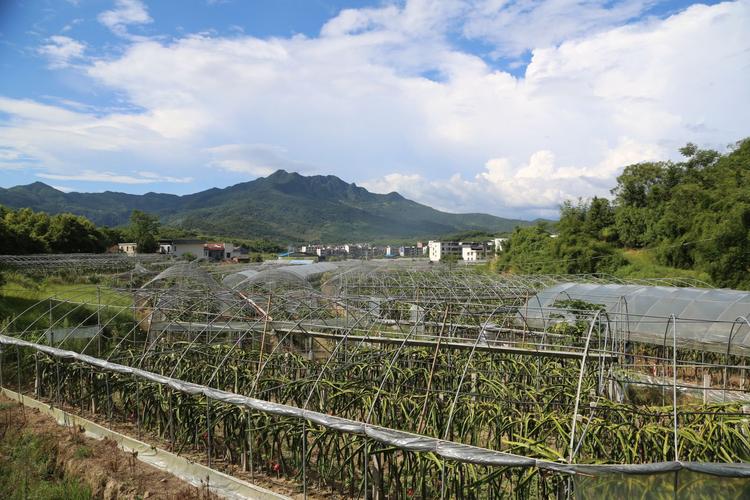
(495, 224, 558, 274)
(127, 210, 160, 253)
(73, 446, 93, 459)
(0, 427, 92, 500)
(45, 214, 105, 253)
(497, 206, 625, 275)
(612, 249, 711, 282)
(438, 229, 506, 242)
(0, 170, 538, 243)
(440, 253, 459, 269)
(496, 138, 750, 288)
(612, 138, 750, 288)
(0, 205, 115, 255)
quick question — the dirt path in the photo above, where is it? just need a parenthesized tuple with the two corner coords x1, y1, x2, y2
(0, 395, 217, 500)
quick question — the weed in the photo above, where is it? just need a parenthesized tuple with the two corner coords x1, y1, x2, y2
(74, 445, 93, 459)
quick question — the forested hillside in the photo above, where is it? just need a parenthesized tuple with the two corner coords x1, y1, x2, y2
(497, 139, 750, 289)
(0, 170, 534, 242)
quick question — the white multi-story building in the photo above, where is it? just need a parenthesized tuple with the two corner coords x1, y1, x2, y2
(159, 239, 206, 258)
(428, 241, 462, 262)
(462, 245, 486, 262)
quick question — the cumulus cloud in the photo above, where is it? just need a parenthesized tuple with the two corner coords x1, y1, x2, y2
(37, 170, 192, 185)
(2, 0, 748, 216)
(98, 0, 152, 39)
(363, 139, 663, 217)
(37, 35, 86, 68)
(205, 144, 314, 177)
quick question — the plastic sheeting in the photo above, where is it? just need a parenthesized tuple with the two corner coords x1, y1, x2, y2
(574, 468, 750, 499)
(4, 333, 750, 478)
(237, 261, 360, 290)
(520, 283, 750, 354)
(222, 269, 260, 289)
(142, 262, 221, 290)
(0, 333, 572, 473)
(614, 369, 750, 404)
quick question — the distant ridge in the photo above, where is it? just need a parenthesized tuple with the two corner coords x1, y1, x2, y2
(0, 170, 536, 242)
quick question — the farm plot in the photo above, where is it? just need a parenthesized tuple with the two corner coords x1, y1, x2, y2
(2, 261, 750, 498)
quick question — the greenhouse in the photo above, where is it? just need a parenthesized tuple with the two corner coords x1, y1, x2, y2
(521, 283, 750, 355)
(1, 259, 750, 498)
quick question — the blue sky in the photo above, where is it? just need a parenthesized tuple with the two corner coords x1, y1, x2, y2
(0, 0, 747, 218)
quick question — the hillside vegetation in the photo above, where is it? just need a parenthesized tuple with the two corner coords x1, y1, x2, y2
(0, 170, 534, 242)
(496, 139, 750, 289)
(0, 206, 119, 254)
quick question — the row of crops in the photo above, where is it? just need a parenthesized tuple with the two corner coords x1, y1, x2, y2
(1, 264, 750, 498)
(2, 334, 750, 498)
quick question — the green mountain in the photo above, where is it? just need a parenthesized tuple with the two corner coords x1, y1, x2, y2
(0, 170, 535, 242)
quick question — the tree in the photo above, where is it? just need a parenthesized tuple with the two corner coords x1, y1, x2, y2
(611, 162, 671, 208)
(553, 200, 625, 274)
(128, 210, 160, 254)
(45, 214, 106, 253)
(583, 197, 615, 240)
(495, 224, 558, 274)
(441, 253, 459, 270)
(99, 226, 126, 248)
(3, 207, 50, 253)
(492, 138, 750, 288)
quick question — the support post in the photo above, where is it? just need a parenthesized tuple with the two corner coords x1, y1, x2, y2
(302, 420, 307, 500)
(16, 346, 21, 395)
(703, 373, 711, 405)
(206, 397, 212, 468)
(169, 391, 175, 449)
(97, 286, 102, 357)
(671, 315, 679, 462)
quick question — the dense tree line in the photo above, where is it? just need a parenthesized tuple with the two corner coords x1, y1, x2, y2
(0, 206, 122, 254)
(497, 139, 750, 288)
(0, 205, 284, 257)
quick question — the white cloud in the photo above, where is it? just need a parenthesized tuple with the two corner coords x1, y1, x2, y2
(204, 144, 313, 177)
(37, 35, 86, 68)
(62, 18, 84, 33)
(0, 147, 37, 170)
(363, 139, 663, 217)
(2, 1, 749, 217)
(36, 170, 192, 185)
(98, 0, 152, 39)
(50, 185, 74, 193)
(462, 0, 657, 58)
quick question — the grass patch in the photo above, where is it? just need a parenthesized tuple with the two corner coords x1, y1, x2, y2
(73, 445, 93, 459)
(1, 277, 132, 307)
(0, 277, 135, 338)
(613, 249, 713, 284)
(0, 425, 92, 500)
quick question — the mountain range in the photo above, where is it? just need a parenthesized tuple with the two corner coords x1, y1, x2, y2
(0, 170, 536, 242)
